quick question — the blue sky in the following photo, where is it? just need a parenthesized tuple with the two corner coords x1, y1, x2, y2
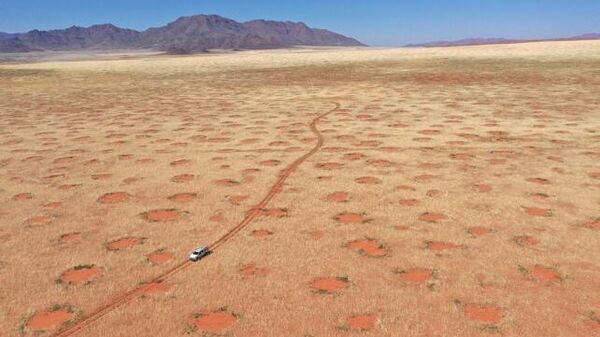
(1, 0, 599, 45)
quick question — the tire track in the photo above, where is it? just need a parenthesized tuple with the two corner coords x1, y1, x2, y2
(51, 101, 340, 337)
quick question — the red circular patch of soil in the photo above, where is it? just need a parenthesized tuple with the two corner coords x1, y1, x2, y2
(258, 208, 287, 218)
(123, 177, 138, 184)
(60, 232, 81, 242)
(44, 202, 62, 209)
(584, 218, 600, 230)
(168, 192, 197, 203)
(138, 281, 172, 295)
(426, 189, 442, 197)
(514, 235, 540, 246)
(399, 199, 419, 206)
(463, 304, 504, 324)
(344, 153, 365, 161)
(427, 241, 460, 251)
(27, 215, 52, 225)
(260, 159, 281, 166)
(347, 239, 386, 257)
(399, 268, 433, 284)
(148, 251, 174, 264)
(414, 174, 436, 182)
(475, 184, 492, 192)
(107, 237, 141, 250)
(27, 309, 74, 332)
(13, 192, 33, 201)
(58, 184, 80, 191)
(251, 229, 273, 237)
(240, 264, 269, 278)
(215, 179, 239, 186)
(469, 227, 490, 237)
(335, 212, 368, 224)
(192, 311, 236, 334)
(311, 277, 349, 293)
(60, 265, 102, 284)
(210, 213, 225, 222)
(171, 174, 194, 183)
(347, 314, 378, 331)
(304, 229, 325, 239)
(355, 176, 381, 184)
(525, 207, 552, 217)
(170, 159, 191, 167)
(530, 193, 550, 201)
(327, 192, 350, 202)
(144, 209, 181, 222)
(532, 265, 561, 282)
(97, 192, 130, 204)
(91, 173, 111, 180)
(419, 212, 448, 223)
(526, 177, 551, 185)
(451, 153, 474, 160)
(228, 195, 248, 205)
(369, 159, 394, 167)
(316, 162, 344, 170)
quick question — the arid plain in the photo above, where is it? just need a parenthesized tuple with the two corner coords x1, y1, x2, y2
(1, 41, 600, 337)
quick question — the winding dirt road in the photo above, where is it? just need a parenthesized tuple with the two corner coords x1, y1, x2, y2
(51, 102, 340, 337)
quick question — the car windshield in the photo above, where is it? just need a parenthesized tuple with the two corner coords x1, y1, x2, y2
(192, 252, 199, 255)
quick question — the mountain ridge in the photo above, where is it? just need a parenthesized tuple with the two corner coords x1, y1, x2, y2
(0, 14, 365, 53)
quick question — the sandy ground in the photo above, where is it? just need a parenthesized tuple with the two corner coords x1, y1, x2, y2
(1, 40, 600, 337)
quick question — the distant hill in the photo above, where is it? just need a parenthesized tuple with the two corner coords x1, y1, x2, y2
(0, 32, 17, 38)
(0, 14, 364, 53)
(406, 34, 600, 47)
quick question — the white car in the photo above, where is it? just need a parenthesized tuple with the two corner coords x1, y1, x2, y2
(189, 246, 210, 262)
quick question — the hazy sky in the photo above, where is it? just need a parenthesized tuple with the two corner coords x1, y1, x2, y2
(1, 0, 599, 46)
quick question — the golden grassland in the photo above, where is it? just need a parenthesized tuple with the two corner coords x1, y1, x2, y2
(1, 40, 600, 336)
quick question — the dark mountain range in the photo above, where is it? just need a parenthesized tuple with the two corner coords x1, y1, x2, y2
(406, 34, 600, 48)
(0, 14, 364, 53)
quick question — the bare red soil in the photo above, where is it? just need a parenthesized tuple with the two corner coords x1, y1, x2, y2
(106, 237, 141, 250)
(143, 209, 181, 222)
(27, 308, 74, 332)
(398, 268, 434, 284)
(191, 311, 236, 334)
(240, 264, 269, 278)
(347, 239, 387, 257)
(310, 277, 349, 293)
(97, 192, 130, 204)
(168, 193, 197, 203)
(463, 303, 504, 324)
(335, 212, 368, 224)
(148, 250, 174, 264)
(531, 265, 561, 282)
(355, 176, 381, 184)
(60, 266, 102, 284)
(419, 212, 448, 222)
(327, 191, 350, 202)
(347, 314, 378, 331)
(171, 174, 194, 183)
(251, 229, 273, 237)
(427, 241, 461, 251)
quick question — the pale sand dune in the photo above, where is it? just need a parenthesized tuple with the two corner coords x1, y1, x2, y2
(1, 40, 599, 337)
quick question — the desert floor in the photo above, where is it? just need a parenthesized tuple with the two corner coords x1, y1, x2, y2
(1, 41, 599, 337)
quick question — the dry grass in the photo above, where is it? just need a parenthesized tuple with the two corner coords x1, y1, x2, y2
(1, 40, 600, 337)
